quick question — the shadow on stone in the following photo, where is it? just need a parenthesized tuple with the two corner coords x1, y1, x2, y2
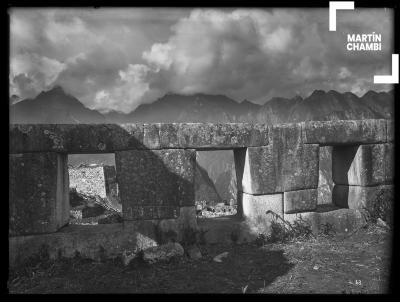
(9, 124, 201, 266)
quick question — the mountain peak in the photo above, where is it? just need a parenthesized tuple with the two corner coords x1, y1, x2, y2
(363, 90, 378, 98)
(309, 90, 326, 98)
(292, 95, 303, 102)
(37, 85, 68, 99)
(241, 99, 255, 105)
(327, 90, 341, 96)
(11, 85, 105, 124)
(47, 85, 66, 95)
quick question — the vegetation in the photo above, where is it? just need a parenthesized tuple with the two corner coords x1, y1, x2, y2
(363, 189, 393, 228)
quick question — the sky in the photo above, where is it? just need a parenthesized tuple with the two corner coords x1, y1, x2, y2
(9, 7, 394, 113)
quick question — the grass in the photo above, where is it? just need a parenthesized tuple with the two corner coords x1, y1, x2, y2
(363, 189, 393, 228)
(8, 223, 391, 294)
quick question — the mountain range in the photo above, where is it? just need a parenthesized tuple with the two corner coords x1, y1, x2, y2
(9, 86, 394, 124)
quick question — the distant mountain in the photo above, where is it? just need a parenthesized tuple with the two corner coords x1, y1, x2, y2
(256, 96, 303, 124)
(10, 86, 105, 124)
(103, 89, 393, 124)
(104, 93, 261, 123)
(10, 86, 393, 124)
(289, 90, 387, 122)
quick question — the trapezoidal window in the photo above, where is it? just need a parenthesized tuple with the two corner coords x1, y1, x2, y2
(195, 150, 238, 218)
(67, 153, 122, 225)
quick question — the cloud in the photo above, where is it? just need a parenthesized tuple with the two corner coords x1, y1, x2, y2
(10, 52, 66, 97)
(92, 64, 162, 114)
(9, 8, 394, 113)
(140, 8, 393, 105)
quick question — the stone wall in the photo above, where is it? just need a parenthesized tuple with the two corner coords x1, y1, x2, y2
(9, 119, 394, 265)
(9, 152, 69, 236)
(69, 165, 107, 198)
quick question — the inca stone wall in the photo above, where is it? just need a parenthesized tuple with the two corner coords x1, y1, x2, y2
(9, 152, 69, 236)
(103, 165, 120, 205)
(69, 165, 108, 198)
(115, 149, 195, 220)
(9, 119, 394, 265)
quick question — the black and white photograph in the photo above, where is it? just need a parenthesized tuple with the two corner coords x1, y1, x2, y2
(8, 2, 397, 294)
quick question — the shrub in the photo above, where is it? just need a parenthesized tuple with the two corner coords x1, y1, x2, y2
(264, 211, 314, 244)
(363, 189, 393, 227)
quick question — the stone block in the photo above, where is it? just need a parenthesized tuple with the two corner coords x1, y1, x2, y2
(241, 142, 319, 194)
(384, 143, 394, 182)
(318, 185, 333, 205)
(177, 123, 268, 149)
(318, 146, 333, 205)
(233, 149, 246, 193)
(103, 165, 120, 201)
(242, 192, 283, 235)
(9, 152, 69, 236)
(284, 189, 318, 214)
(284, 208, 367, 234)
(123, 206, 180, 220)
(332, 144, 393, 186)
(387, 119, 394, 142)
(332, 184, 394, 210)
(59, 155, 70, 226)
(63, 124, 144, 153)
(159, 123, 180, 148)
(9, 124, 146, 153)
(302, 119, 386, 145)
(143, 123, 161, 149)
(115, 149, 195, 220)
(154, 206, 198, 243)
(10, 124, 67, 153)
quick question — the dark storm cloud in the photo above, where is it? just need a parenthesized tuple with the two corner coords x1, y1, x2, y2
(10, 8, 394, 113)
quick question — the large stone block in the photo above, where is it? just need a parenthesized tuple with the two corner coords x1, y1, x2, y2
(159, 123, 180, 148)
(242, 192, 283, 235)
(64, 124, 145, 153)
(318, 146, 333, 205)
(284, 208, 367, 234)
(302, 119, 386, 145)
(115, 149, 195, 220)
(384, 143, 394, 182)
(123, 206, 180, 220)
(332, 184, 394, 210)
(151, 206, 198, 243)
(332, 143, 393, 186)
(103, 165, 120, 205)
(10, 124, 67, 153)
(284, 189, 318, 214)
(387, 119, 394, 142)
(10, 124, 145, 153)
(241, 133, 319, 194)
(143, 123, 161, 149)
(233, 149, 247, 193)
(9, 152, 69, 236)
(177, 123, 268, 149)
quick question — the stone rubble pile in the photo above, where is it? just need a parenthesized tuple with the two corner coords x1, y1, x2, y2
(196, 201, 237, 218)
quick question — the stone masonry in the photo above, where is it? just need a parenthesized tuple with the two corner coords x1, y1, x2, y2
(9, 119, 394, 265)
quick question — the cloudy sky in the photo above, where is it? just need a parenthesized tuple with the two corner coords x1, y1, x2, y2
(10, 7, 394, 113)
